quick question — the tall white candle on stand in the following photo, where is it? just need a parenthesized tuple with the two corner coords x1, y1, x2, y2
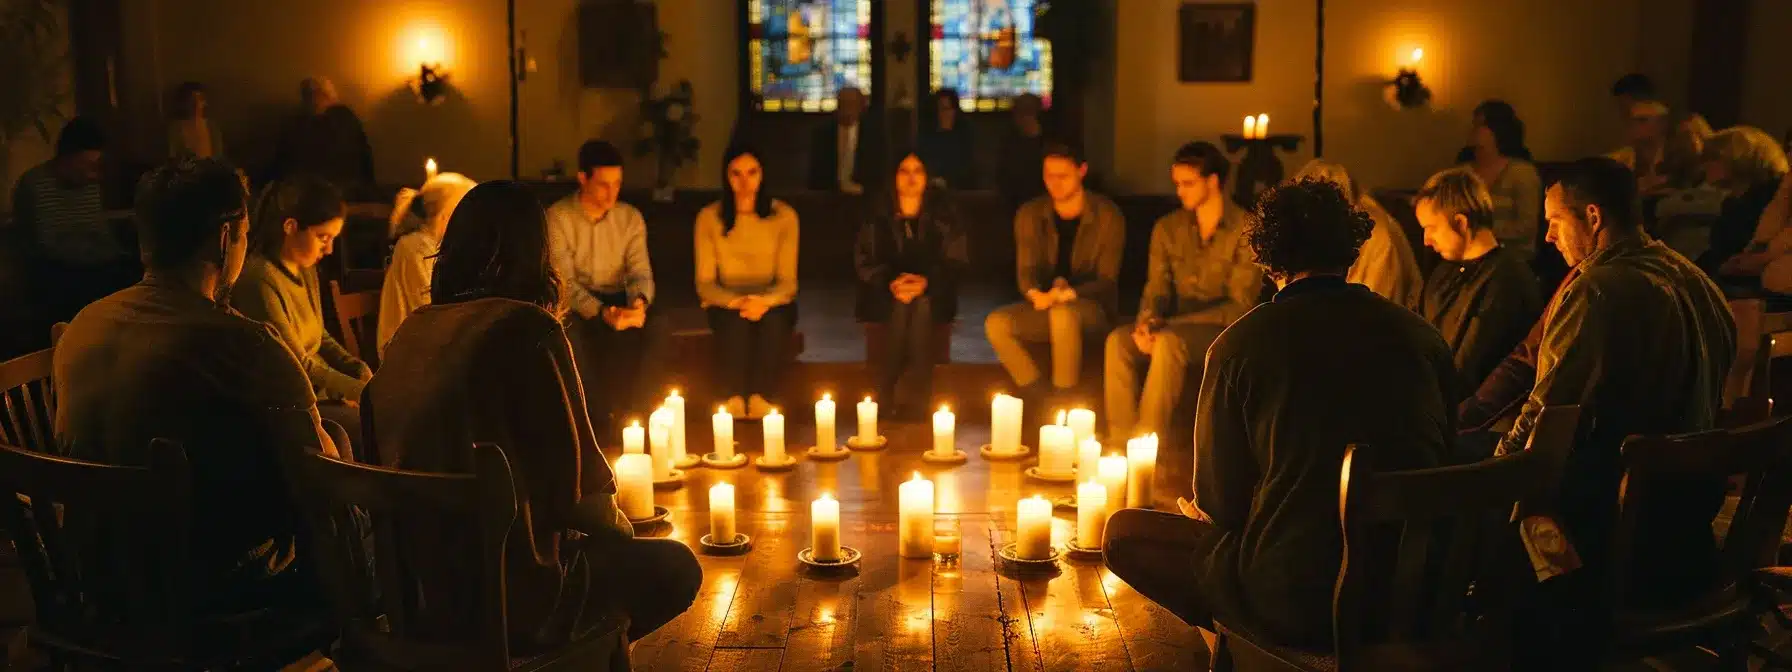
(815, 393, 837, 452)
(648, 416, 671, 480)
(1098, 455, 1128, 518)
(666, 390, 687, 463)
(1242, 115, 1256, 139)
(713, 406, 735, 459)
(812, 493, 842, 561)
(1126, 434, 1160, 508)
(1078, 438, 1102, 482)
(1077, 480, 1108, 549)
(622, 420, 645, 454)
(1256, 113, 1270, 138)
(1039, 413, 1074, 476)
(857, 397, 878, 443)
(1016, 495, 1053, 560)
(763, 408, 786, 462)
(992, 394, 1024, 454)
(1066, 408, 1096, 467)
(615, 453, 654, 519)
(932, 405, 955, 457)
(899, 473, 935, 558)
(710, 482, 736, 541)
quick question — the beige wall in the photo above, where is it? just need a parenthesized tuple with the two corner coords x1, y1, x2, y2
(1742, 0, 1792, 140)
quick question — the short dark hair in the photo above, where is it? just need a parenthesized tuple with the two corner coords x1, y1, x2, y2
(1553, 156, 1642, 230)
(1472, 100, 1532, 161)
(250, 175, 346, 259)
(134, 156, 247, 270)
(56, 117, 105, 157)
(1172, 141, 1230, 182)
(1246, 179, 1374, 280)
(1611, 73, 1655, 99)
(577, 140, 624, 175)
(1042, 140, 1084, 164)
(431, 180, 562, 313)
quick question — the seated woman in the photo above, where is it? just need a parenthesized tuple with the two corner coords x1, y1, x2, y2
(696, 144, 800, 419)
(377, 172, 476, 357)
(1459, 100, 1542, 264)
(1699, 127, 1791, 288)
(366, 181, 700, 649)
(855, 151, 970, 420)
(1291, 159, 1423, 307)
(233, 175, 369, 454)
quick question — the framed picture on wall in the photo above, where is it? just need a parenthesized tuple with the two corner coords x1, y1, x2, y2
(1178, 2, 1255, 83)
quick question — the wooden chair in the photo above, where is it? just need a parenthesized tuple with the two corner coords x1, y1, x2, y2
(285, 442, 630, 671)
(1726, 299, 1774, 426)
(328, 279, 382, 369)
(0, 346, 56, 456)
(0, 439, 332, 668)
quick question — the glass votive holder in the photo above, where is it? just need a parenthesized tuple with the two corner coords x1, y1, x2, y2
(933, 518, 962, 564)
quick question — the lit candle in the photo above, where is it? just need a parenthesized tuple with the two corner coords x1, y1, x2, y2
(713, 406, 735, 459)
(812, 493, 842, 561)
(899, 472, 936, 558)
(648, 409, 672, 480)
(1256, 114, 1269, 139)
(1127, 434, 1160, 508)
(1066, 408, 1096, 467)
(615, 453, 654, 519)
(857, 396, 878, 444)
(992, 393, 1024, 455)
(1016, 495, 1053, 560)
(815, 393, 837, 452)
(1078, 438, 1102, 483)
(1077, 480, 1108, 549)
(1039, 412, 1074, 476)
(424, 157, 438, 181)
(932, 405, 956, 457)
(763, 407, 786, 462)
(935, 526, 962, 557)
(622, 420, 644, 454)
(666, 390, 687, 463)
(710, 482, 736, 541)
(1098, 455, 1128, 518)
(1243, 115, 1256, 139)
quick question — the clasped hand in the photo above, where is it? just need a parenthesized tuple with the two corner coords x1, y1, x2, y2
(889, 273, 928, 304)
(1026, 278, 1077, 311)
(728, 295, 772, 322)
(601, 297, 649, 330)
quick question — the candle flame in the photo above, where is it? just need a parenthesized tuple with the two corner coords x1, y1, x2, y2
(669, 388, 681, 398)
(630, 419, 640, 428)
(912, 471, 922, 481)
(716, 406, 728, 415)
(939, 404, 949, 413)
(1056, 410, 1067, 425)
(769, 408, 780, 416)
(863, 396, 873, 403)
(1409, 47, 1424, 64)
(820, 492, 835, 501)
(822, 392, 832, 401)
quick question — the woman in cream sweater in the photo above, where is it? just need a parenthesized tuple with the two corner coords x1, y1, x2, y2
(378, 172, 476, 356)
(696, 145, 800, 419)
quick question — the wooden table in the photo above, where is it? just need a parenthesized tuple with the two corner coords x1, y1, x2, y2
(623, 419, 1206, 671)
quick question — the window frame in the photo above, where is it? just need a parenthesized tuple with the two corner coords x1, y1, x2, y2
(737, 0, 886, 116)
(915, 0, 1056, 117)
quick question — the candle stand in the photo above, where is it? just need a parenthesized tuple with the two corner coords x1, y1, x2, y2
(846, 435, 888, 450)
(1024, 466, 1077, 484)
(702, 448, 748, 469)
(805, 444, 852, 461)
(996, 543, 1061, 575)
(1220, 134, 1305, 207)
(798, 546, 862, 573)
(754, 454, 799, 472)
(626, 505, 670, 527)
(1064, 542, 1103, 562)
(699, 533, 753, 556)
(652, 470, 686, 489)
(920, 449, 969, 465)
(978, 444, 1033, 460)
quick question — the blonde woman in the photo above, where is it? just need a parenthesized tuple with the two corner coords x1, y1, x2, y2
(1291, 159, 1424, 307)
(378, 172, 476, 356)
(1699, 126, 1790, 276)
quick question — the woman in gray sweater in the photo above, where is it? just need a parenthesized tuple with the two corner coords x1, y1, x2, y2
(233, 175, 370, 452)
(696, 145, 800, 420)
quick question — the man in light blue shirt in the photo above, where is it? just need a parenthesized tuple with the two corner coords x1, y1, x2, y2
(548, 140, 664, 429)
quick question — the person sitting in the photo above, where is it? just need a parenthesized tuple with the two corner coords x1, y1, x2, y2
(1461, 100, 1543, 264)
(1292, 159, 1424, 307)
(12, 116, 135, 325)
(854, 150, 970, 420)
(1607, 100, 1670, 184)
(995, 93, 1049, 209)
(366, 180, 701, 651)
(1410, 167, 1542, 390)
(167, 81, 226, 160)
(1494, 157, 1735, 665)
(548, 141, 666, 428)
(697, 144, 800, 419)
(232, 175, 370, 456)
(1747, 172, 1792, 296)
(378, 171, 476, 357)
(916, 89, 975, 190)
(985, 141, 1124, 401)
(808, 86, 883, 195)
(1103, 178, 1459, 655)
(1698, 127, 1791, 284)
(271, 77, 374, 198)
(1103, 142, 1258, 439)
(54, 156, 344, 618)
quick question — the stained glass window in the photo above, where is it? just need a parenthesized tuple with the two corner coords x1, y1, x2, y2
(928, 0, 1053, 112)
(746, 0, 874, 112)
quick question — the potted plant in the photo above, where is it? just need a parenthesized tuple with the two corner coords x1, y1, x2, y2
(635, 79, 700, 203)
(0, 0, 68, 170)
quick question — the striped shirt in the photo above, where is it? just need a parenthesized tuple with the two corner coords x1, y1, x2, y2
(11, 162, 121, 266)
(546, 196, 655, 319)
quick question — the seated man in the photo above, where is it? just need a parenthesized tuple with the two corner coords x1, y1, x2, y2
(548, 140, 667, 429)
(1104, 179, 1459, 654)
(1104, 142, 1259, 439)
(53, 156, 342, 617)
(1411, 168, 1541, 388)
(986, 141, 1124, 400)
(12, 116, 136, 324)
(808, 86, 884, 195)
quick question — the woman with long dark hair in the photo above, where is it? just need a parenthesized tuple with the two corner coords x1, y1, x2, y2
(695, 144, 800, 419)
(855, 150, 970, 419)
(1461, 100, 1542, 262)
(366, 180, 700, 650)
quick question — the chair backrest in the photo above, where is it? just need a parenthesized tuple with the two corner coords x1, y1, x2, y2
(1512, 405, 1585, 516)
(1614, 414, 1792, 607)
(328, 279, 381, 368)
(1725, 299, 1771, 419)
(1333, 446, 1542, 670)
(285, 442, 518, 669)
(0, 439, 194, 660)
(0, 346, 57, 454)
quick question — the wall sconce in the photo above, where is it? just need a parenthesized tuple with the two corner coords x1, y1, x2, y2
(411, 63, 451, 105)
(1389, 47, 1431, 109)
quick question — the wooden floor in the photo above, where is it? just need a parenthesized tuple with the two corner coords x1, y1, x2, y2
(622, 417, 1207, 672)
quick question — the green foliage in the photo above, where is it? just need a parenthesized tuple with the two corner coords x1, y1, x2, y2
(0, 0, 67, 148)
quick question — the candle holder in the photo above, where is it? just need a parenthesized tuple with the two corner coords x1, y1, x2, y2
(978, 444, 1033, 460)
(1064, 542, 1104, 562)
(996, 542, 1061, 574)
(753, 454, 799, 472)
(701, 451, 748, 469)
(1219, 133, 1305, 209)
(798, 545, 862, 572)
(845, 435, 888, 451)
(626, 505, 671, 526)
(1024, 466, 1077, 484)
(1051, 495, 1079, 512)
(652, 470, 687, 489)
(921, 449, 969, 465)
(673, 454, 702, 469)
(699, 532, 754, 556)
(804, 445, 853, 461)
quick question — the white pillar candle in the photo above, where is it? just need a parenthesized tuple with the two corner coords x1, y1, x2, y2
(622, 420, 645, 454)
(424, 157, 438, 181)
(1242, 115, 1256, 139)
(932, 405, 955, 457)
(992, 394, 1024, 454)
(1016, 495, 1053, 560)
(857, 396, 878, 443)
(713, 406, 735, 459)
(1078, 438, 1102, 482)
(1039, 417, 1074, 476)
(1256, 113, 1269, 138)
(648, 411, 672, 480)
(1077, 480, 1108, 549)
(899, 472, 935, 558)
(615, 453, 654, 519)
(1098, 455, 1128, 518)
(1127, 434, 1159, 509)
(710, 482, 736, 541)
(666, 390, 687, 463)
(763, 408, 786, 462)
(815, 393, 837, 452)
(812, 493, 842, 561)
(1066, 408, 1096, 467)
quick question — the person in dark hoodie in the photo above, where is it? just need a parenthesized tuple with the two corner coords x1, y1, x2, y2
(854, 150, 970, 420)
(1410, 167, 1541, 389)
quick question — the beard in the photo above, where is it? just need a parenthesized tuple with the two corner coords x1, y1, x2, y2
(210, 280, 235, 309)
